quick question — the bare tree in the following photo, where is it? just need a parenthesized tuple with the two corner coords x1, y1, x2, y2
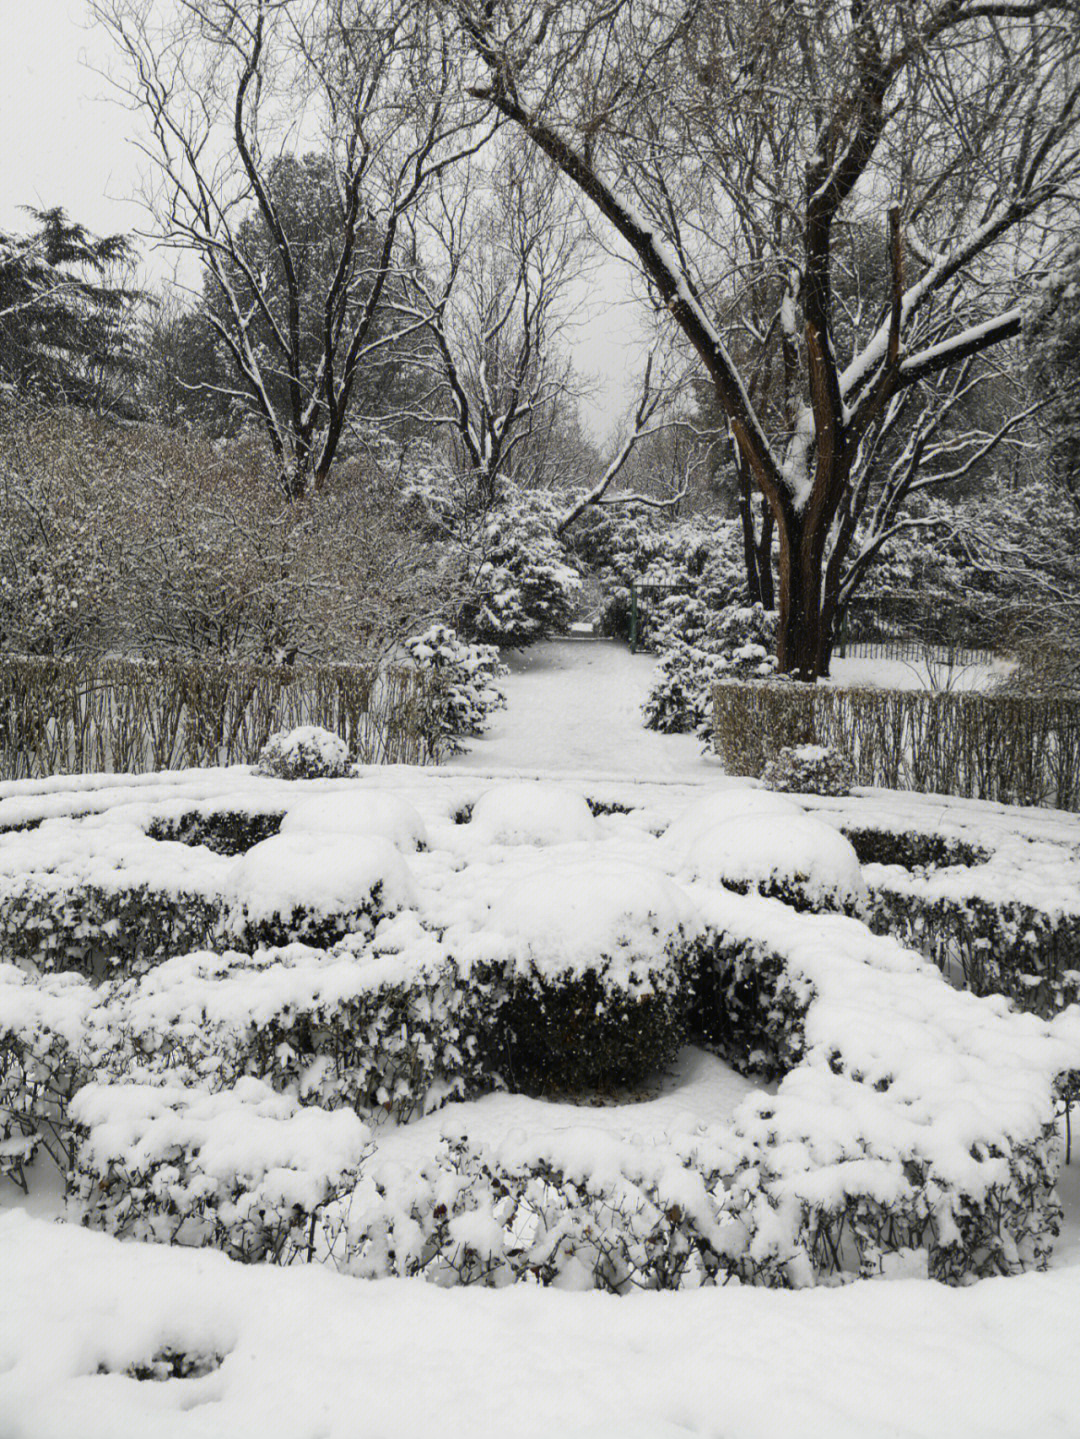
(396, 144, 595, 508)
(92, 0, 494, 496)
(448, 0, 1080, 677)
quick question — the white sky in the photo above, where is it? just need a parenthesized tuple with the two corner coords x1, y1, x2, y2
(0, 0, 644, 438)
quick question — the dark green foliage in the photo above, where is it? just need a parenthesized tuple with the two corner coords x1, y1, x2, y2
(0, 208, 140, 412)
(492, 965, 689, 1097)
(841, 825, 990, 870)
(146, 809, 285, 856)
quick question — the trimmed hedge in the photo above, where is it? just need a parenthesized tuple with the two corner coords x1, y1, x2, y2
(96, 938, 505, 1122)
(0, 873, 224, 981)
(147, 809, 285, 855)
(494, 962, 690, 1096)
(0, 654, 442, 780)
(865, 870, 1080, 1018)
(69, 1077, 371, 1262)
(712, 681, 1080, 810)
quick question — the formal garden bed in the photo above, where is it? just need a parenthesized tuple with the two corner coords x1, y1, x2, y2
(3, 762, 1079, 1293)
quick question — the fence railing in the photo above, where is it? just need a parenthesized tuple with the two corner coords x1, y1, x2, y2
(0, 655, 444, 780)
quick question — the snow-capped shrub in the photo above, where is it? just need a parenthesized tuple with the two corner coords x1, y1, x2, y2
(679, 814, 867, 915)
(484, 862, 702, 1093)
(0, 965, 101, 1180)
(147, 807, 284, 855)
(95, 922, 505, 1121)
(762, 743, 856, 797)
(643, 643, 727, 734)
(865, 868, 1080, 1018)
(69, 1076, 372, 1262)
(254, 726, 350, 780)
(404, 625, 506, 750)
(662, 787, 801, 862)
(457, 503, 580, 648)
(644, 605, 779, 736)
(280, 791, 428, 852)
(469, 782, 598, 847)
(223, 832, 417, 949)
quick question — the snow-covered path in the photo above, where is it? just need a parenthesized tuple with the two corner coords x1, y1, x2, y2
(446, 638, 720, 781)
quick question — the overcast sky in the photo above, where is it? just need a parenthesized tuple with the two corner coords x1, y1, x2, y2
(0, 0, 644, 438)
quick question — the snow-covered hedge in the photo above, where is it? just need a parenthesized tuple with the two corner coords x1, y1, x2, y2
(94, 922, 503, 1121)
(223, 832, 417, 950)
(69, 1077, 372, 1262)
(255, 726, 351, 781)
(147, 807, 284, 855)
(0, 870, 225, 980)
(865, 867, 1080, 1018)
(478, 862, 702, 1094)
(763, 744, 856, 797)
(0, 965, 100, 1180)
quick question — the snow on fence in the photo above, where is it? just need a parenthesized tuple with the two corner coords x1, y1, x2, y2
(0, 656, 444, 779)
(712, 681, 1080, 810)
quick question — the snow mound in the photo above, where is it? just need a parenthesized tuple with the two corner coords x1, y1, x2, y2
(681, 812, 866, 913)
(224, 832, 417, 942)
(469, 781, 598, 846)
(663, 786, 801, 859)
(279, 790, 428, 851)
(488, 860, 702, 979)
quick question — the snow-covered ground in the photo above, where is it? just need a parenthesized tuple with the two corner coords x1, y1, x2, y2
(827, 654, 1012, 691)
(446, 639, 721, 780)
(2, 638, 1080, 1439)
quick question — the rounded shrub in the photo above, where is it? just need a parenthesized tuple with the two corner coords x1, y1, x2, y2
(254, 726, 350, 780)
(485, 861, 701, 1094)
(680, 813, 867, 915)
(763, 743, 856, 797)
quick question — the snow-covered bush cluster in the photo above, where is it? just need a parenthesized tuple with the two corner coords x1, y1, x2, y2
(643, 603, 779, 736)
(254, 726, 351, 780)
(404, 625, 506, 749)
(568, 508, 744, 648)
(763, 743, 856, 797)
(1, 771, 1078, 1291)
(457, 500, 581, 648)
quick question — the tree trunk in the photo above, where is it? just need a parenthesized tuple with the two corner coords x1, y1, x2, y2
(774, 507, 830, 682)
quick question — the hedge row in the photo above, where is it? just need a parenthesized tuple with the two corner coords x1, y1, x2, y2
(864, 873, 1080, 1019)
(712, 681, 1080, 810)
(0, 655, 443, 780)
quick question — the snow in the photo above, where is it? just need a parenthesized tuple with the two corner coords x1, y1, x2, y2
(469, 780, 598, 845)
(224, 832, 417, 928)
(679, 813, 868, 911)
(827, 655, 1013, 692)
(3, 638, 1080, 1435)
(5, 1210, 1080, 1439)
(279, 790, 429, 851)
(662, 785, 801, 860)
(487, 859, 702, 980)
(445, 640, 720, 781)
(70, 1076, 370, 1206)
